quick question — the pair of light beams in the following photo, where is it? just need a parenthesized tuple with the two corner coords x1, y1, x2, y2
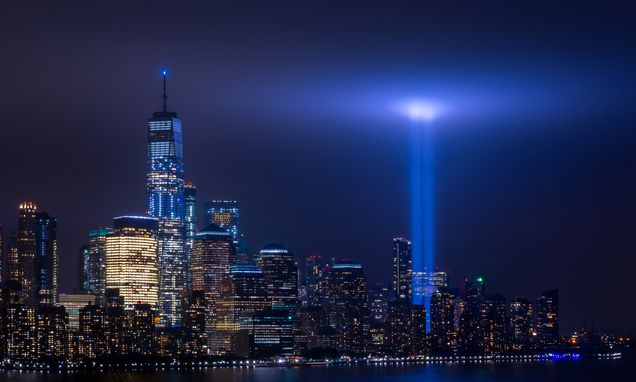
(403, 101, 443, 333)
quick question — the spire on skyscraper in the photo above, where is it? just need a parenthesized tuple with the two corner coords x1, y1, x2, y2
(162, 69, 168, 112)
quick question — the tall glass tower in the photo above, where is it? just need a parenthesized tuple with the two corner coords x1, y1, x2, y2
(204, 200, 247, 261)
(17, 201, 38, 306)
(80, 227, 113, 305)
(105, 216, 159, 310)
(184, 182, 197, 288)
(146, 70, 186, 326)
(392, 237, 412, 302)
(34, 212, 58, 305)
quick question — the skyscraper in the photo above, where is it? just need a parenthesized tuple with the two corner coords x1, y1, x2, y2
(329, 260, 369, 355)
(146, 70, 186, 326)
(104, 216, 159, 310)
(509, 297, 533, 352)
(305, 255, 325, 307)
(481, 294, 507, 354)
(190, 223, 236, 331)
(431, 287, 459, 354)
(535, 289, 559, 350)
(392, 237, 412, 302)
(35, 305, 68, 359)
(4, 302, 37, 361)
(80, 228, 112, 305)
(459, 276, 485, 354)
(368, 283, 392, 323)
(78, 303, 108, 359)
(34, 212, 58, 305)
(182, 289, 208, 357)
(385, 301, 426, 356)
(251, 308, 294, 358)
(184, 182, 197, 288)
(204, 200, 245, 261)
(6, 231, 19, 286)
(256, 243, 299, 310)
(212, 264, 269, 355)
(16, 201, 38, 305)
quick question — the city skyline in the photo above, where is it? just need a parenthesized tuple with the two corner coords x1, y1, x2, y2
(1, 1, 635, 336)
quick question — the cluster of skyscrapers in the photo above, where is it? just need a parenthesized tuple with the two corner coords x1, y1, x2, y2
(0, 74, 568, 364)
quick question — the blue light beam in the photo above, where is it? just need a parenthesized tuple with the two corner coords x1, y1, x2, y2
(410, 118, 436, 333)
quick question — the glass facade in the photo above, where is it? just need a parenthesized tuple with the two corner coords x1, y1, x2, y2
(16, 201, 38, 305)
(34, 212, 58, 305)
(204, 200, 246, 260)
(535, 289, 559, 349)
(392, 237, 412, 301)
(80, 227, 112, 305)
(146, 86, 186, 326)
(211, 264, 269, 355)
(190, 223, 236, 340)
(256, 243, 299, 310)
(184, 182, 197, 289)
(105, 216, 159, 310)
(329, 261, 369, 355)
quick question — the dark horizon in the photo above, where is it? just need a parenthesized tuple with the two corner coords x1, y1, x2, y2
(1, 1, 635, 333)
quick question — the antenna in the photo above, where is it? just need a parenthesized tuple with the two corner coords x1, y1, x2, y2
(162, 69, 168, 112)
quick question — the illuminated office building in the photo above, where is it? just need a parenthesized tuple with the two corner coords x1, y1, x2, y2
(431, 287, 459, 354)
(368, 322, 387, 355)
(253, 244, 299, 357)
(305, 255, 327, 307)
(256, 243, 298, 310)
(78, 303, 108, 359)
(146, 71, 186, 326)
(57, 293, 96, 330)
(509, 297, 533, 352)
(535, 289, 559, 349)
(34, 212, 58, 305)
(459, 276, 485, 354)
(104, 216, 159, 310)
(251, 308, 294, 357)
(4, 303, 37, 361)
(155, 327, 183, 358)
(329, 260, 369, 355)
(385, 301, 426, 356)
(392, 237, 412, 301)
(481, 294, 506, 354)
(104, 289, 133, 356)
(298, 305, 328, 350)
(131, 303, 156, 356)
(16, 201, 38, 305)
(182, 289, 208, 357)
(191, 223, 236, 324)
(368, 283, 392, 323)
(6, 232, 19, 287)
(35, 305, 68, 359)
(212, 264, 269, 355)
(204, 200, 246, 261)
(80, 228, 112, 304)
(184, 182, 197, 288)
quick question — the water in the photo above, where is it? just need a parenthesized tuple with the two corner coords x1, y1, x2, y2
(0, 358, 631, 382)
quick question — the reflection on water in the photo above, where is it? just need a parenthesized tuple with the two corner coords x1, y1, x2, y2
(0, 358, 631, 382)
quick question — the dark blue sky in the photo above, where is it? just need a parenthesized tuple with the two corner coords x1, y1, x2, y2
(1, 0, 635, 332)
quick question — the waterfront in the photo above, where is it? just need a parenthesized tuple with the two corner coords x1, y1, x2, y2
(0, 357, 631, 382)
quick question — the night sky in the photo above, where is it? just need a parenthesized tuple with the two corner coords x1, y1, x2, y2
(2, 1, 635, 332)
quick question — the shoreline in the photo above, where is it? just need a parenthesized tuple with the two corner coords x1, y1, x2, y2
(0, 352, 623, 373)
